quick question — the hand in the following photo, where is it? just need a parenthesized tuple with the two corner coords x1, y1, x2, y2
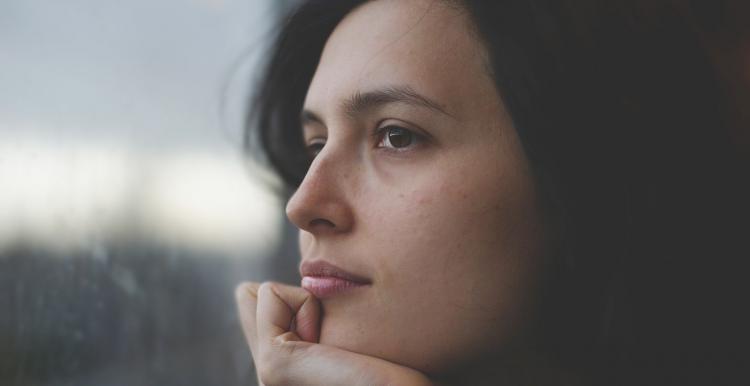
(236, 281, 434, 386)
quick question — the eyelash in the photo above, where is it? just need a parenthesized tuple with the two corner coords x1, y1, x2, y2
(373, 125, 424, 152)
(306, 138, 326, 159)
(305, 124, 426, 159)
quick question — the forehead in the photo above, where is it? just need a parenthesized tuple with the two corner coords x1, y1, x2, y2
(304, 0, 495, 119)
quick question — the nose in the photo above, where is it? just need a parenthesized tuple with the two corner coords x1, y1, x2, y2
(285, 148, 355, 235)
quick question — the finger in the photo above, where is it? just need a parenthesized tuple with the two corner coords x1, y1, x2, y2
(257, 338, 434, 386)
(253, 283, 433, 386)
(235, 281, 261, 358)
(257, 282, 320, 344)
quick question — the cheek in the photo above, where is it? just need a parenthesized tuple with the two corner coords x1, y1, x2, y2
(363, 179, 502, 292)
(363, 154, 542, 317)
(372, 165, 523, 254)
(353, 183, 540, 371)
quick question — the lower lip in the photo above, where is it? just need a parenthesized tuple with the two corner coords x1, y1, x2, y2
(301, 276, 369, 299)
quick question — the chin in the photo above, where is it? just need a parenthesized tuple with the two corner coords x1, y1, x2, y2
(318, 312, 380, 355)
(317, 309, 455, 375)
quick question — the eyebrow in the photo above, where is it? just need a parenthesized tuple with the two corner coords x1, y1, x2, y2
(301, 85, 453, 126)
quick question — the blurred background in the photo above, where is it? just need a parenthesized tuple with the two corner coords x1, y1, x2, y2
(1, 1, 750, 386)
(0, 1, 300, 385)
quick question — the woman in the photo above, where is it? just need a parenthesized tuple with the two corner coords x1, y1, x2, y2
(236, 0, 749, 385)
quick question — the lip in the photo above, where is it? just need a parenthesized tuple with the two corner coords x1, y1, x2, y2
(300, 260, 371, 299)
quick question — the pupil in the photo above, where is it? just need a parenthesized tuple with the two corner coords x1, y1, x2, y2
(388, 127, 412, 148)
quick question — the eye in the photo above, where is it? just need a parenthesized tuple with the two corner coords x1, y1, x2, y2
(306, 137, 326, 159)
(376, 125, 419, 149)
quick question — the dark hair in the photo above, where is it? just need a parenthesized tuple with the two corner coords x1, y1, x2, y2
(246, 0, 749, 384)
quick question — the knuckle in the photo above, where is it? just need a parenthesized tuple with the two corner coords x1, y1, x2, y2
(257, 281, 270, 292)
(258, 281, 277, 298)
(234, 282, 257, 302)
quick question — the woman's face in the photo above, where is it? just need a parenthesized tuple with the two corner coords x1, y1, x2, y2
(287, 0, 546, 374)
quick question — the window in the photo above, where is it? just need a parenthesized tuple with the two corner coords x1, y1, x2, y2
(0, 1, 298, 385)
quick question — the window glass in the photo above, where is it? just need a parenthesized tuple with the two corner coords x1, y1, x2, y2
(0, 1, 298, 385)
